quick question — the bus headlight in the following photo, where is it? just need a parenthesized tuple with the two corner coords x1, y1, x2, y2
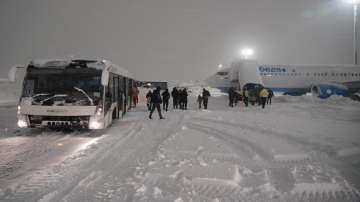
(17, 119, 28, 128)
(17, 105, 21, 114)
(89, 120, 102, 129)
(95, 104, 103, 116)
(96, 107, 103, 116)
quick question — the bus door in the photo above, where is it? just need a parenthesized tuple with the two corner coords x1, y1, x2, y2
(123, 77, 127, 114)
(118, 76, 124, 116)
(113, 75, 119, 118)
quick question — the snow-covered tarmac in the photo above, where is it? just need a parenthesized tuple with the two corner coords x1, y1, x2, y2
(1, 89, 360, 202)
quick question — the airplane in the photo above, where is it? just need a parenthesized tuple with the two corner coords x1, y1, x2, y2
(206, 60, 360, 99)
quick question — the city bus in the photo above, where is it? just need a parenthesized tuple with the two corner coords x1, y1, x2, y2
(17, 59, 135, 129)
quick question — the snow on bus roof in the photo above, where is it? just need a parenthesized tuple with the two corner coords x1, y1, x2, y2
(29, 59, 133, 79)
(100, 60, 133, 79)
(30, 59, 71, 68)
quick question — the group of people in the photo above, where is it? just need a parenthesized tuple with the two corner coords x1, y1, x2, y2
(227, 87, 242, 107)
(171, 87, 189, 110)
(145, 87, 212, 119)
(241, 87, 273, 109)
(144, 85, 274, 120)
(196, 88, 211, 109)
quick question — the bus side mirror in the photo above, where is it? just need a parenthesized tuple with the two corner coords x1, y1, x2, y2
(101, 71, 109, 86)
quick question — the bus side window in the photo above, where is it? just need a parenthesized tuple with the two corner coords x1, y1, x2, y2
(120, 77, 125, 107)
(105, 74, 114, 113)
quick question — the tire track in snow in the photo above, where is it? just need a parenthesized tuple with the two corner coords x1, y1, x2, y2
(47, 121, 144, 202)
(186, 121, 359, 201)
(194, 117, 360, 194)
(60, 113, 187, 202)
(194, 117, 313, 161)
(186, 123, 286, 198)
(188, 123, 273, 161)
(1, 121, 140, 202)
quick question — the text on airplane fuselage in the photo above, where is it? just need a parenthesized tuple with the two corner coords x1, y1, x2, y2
(259, 66, 287, 73)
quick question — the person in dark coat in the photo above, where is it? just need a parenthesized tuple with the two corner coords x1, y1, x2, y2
(178, 89, 183, 110)
(202, 88, 211, 109)
(171, 87, 179, 109)
(197, 94, 203, 109)
(149, 87, 165, 119)
(181, 88, 188, 110)
(234, 91, 241, 106)
(146, 90, 153, 111)
(161, 88, 170, 111)
(267, 88, 274, 105)
(248, 89, 256, 106)
(228, 87, 235, 107)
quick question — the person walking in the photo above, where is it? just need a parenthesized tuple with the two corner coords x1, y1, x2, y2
(234, 90, 241, 106)
(202, 88, 211, 109)
(197, 94, 203, 109)
(181, 88, 188, 110)
(149, 87, 165, 119)
(132, 86, 140, 107)
(228, 87, 235, 107)
(243, 88, 249, 107)
(171, 87, 179, 109)
(259, 88, 269, 109)
(146, 90, 153, 111)
(178, 89, 184, 110)
(248, 89, 256, 106)
(162, 88, 170, 111)
(267, 88, 274, 105)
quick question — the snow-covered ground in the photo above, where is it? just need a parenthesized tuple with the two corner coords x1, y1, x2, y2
(1, 87, 360, 202)
(0, 84, 19, 106)
(0, 66, 26, 106)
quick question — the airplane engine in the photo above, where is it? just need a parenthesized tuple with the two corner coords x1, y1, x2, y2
(311, 84, 350, 99)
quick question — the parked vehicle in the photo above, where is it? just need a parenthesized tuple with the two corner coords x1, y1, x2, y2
(17, 59, 135, 129)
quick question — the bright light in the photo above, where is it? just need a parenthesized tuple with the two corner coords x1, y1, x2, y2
(240, 48, 255, 59)
(17, 120, 28, 128)
(89, 120, 102, 129)
(344, 0, 360, 4)
(17, 105, 21, 114)
(218, 64, 223, 69)
(96, 107, 103, 116)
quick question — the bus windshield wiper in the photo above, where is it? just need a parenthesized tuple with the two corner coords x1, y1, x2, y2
(38, 94, 68, 104)
(32, 93, 50, 98)
(74, 87, 94, 105)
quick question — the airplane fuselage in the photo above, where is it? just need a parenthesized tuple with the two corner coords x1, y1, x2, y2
(259, 65, 360, 94)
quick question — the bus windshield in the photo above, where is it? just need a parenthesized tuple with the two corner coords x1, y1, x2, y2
(22, 67, 103, 106)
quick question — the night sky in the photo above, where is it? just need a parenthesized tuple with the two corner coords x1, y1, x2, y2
(0, 0, 358, 81)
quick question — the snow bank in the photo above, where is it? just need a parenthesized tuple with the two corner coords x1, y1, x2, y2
(0, 81, 21, 106)
(187, 86, 226, 97)
(177, 81, 226, 97)
(275, 94, 360, 106)
(0, 81, 20, 106)
(0, 66, 26, 106)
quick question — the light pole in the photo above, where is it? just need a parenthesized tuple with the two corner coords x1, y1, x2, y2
(346, 0, 359, 64)
(354, 1, 358, 65)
